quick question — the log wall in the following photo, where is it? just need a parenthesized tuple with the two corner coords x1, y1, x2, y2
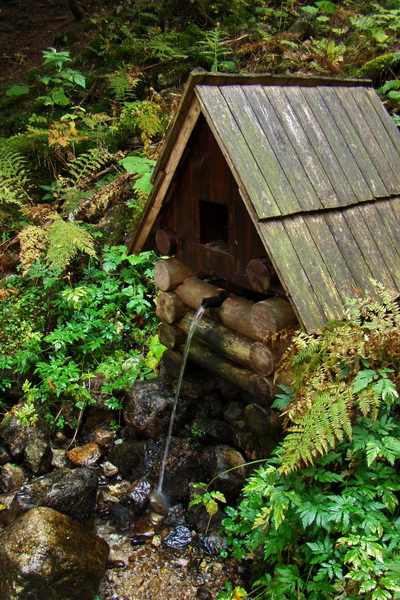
(155, 258, 296, 402)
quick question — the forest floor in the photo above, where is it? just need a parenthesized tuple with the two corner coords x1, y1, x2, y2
(0, 0, 111, 84)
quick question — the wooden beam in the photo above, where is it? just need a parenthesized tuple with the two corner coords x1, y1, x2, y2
(130, 97, 202, 254)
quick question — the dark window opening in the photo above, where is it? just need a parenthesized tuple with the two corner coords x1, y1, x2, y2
(199, 201, 229, 251)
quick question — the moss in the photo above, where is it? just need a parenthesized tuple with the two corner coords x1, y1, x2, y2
(358, 52, 400, 84)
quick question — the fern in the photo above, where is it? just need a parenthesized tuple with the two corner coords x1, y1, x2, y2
(277, 284, 400, 474)
(107, 68, 140, 101)
(19, 225, 48, 268)
(46, 218, 96, 269)
(120, 100, 167, 147)
(67, 147, 113, 187)
(0, 145, 32, 205)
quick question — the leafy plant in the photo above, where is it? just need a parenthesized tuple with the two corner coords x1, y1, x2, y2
(189, 482, 227, 533)
(196, 27, 237, 73)
(37, 47, 86, 108)
(0, 246, 159, 430)
(220, 290, 400, 600)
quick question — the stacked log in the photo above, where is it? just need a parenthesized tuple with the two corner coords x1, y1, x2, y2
(154, 258, 297, 402)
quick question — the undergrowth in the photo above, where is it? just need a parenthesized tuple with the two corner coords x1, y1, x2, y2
(218, 288, 400, 600)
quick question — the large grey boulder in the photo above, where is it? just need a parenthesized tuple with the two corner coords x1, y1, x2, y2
(0, 506, 109, 600)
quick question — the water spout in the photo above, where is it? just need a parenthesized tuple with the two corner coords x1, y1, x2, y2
(157, 304, 206, 495)
(200, 291, 228, 310)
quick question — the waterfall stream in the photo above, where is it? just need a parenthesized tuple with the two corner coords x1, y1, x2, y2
(157, 304, 206, 495)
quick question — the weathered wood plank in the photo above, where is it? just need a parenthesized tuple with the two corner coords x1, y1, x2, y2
(264, 85, 338, 208)
(237, 85, 321, 213)
(321, 87, 387, 198)
(324, 209, 376, 297)
(375, 199, 400, 266)
(341, 205, 398, 292)
(258, 219, 327, 331)
(363, 87, 400, 166)
(304, 212, 359, 303)
(282, 215, 345, 319)
(282, 87, 358, 207)
(335, 87, 400, 194)
(217, 85, 301, 217)
(195, 85, 280, 219)
(359, 202, 400, 288)
(302, 87, 373, 202)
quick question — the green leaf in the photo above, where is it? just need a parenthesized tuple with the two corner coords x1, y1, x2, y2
(52, 88, 70, 106)
(5, 85, 30, 97)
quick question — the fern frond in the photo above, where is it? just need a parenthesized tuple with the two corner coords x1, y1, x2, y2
(46, 219, 96, 269)
(280, 385, 353, 474)
(19, 225, 48, 269)
(107, 68, 140, 101)
(0, 145, 32, 205)
(67, 148, 113, 187)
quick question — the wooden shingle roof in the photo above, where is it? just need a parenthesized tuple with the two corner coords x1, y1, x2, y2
(131, 72, 400, 332)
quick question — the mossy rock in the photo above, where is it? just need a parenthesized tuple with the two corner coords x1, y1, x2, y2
(358, 52, 400, 84)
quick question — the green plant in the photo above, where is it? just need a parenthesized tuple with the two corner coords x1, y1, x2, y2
(275, 284, 400, 474)
(37, 47, 86, 108)
(0, 246, 159, 430)
(196, 27, 237, 73)
(220, 290, 400, 600)
(189, 482, 227, 533)
(350, 5, 400, 46)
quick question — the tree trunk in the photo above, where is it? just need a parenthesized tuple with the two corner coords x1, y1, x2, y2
(154, 258, 197, 292)
(246, 257, 274, 292)
(177, 311, 254, 370)
(174, 276, 226, 311)
(156, 291, 190, 324)
(182, 338, 258, 396)
(219, 295, 261, 341)
(158, 322, 187, 350)
(249, 339, 292, 377)
(250, 297, 297, 336)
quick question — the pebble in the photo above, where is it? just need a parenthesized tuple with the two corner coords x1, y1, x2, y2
(103, 461, 119, 477)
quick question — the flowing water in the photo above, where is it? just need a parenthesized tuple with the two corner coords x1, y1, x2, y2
(157, 305, 206, 495)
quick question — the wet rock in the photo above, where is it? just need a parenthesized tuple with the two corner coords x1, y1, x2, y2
(93, 428, 115, 447)
(202, 445, 246, 501)
(191, 416, 234, 445)
(153, 438, 204, 502)
(0, 493, 15, 526)
(148, 489, 167, 515)
(124, 379, 196, 439)
(232, 429, 260, 461)
(67, 442, 103, 466)
(0, 462, 27, 493)
(24, 429, 52, 474)
(123, 379, 175, 439)
(129, 479, 152, 511)
(51, 448, 70, 469)
(197, 585, 213, 600)
(0, 444, 11, 465)
(162, 525, 192, 549)
(197, 533, 227, 556)
(128, 517, 156, 545)
(109, 502, 135, 531)
(11, 467, 98, 524)
(223, 400, 244, 425)
(103, 461, 119, 477)
(0, 413, 30, 458)
(107, 439, 146, 480)
(243, 403, 283, 456)
(0, 506, 109, 600)
(164, 503, 187, 528)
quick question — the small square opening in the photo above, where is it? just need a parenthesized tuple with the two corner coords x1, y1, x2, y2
(199, 201, 229, 250)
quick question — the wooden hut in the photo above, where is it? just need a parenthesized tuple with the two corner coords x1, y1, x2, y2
(129, 72, 400, 399)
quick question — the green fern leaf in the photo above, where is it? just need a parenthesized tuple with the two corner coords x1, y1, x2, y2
(46, 219, 96, 269)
